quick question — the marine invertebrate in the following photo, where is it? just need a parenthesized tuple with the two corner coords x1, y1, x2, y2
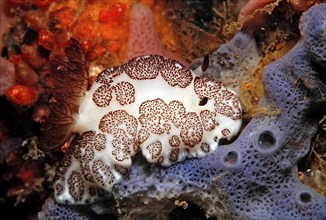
(39, 3, 326, 219)
(5, 84, 38, 106)
(40, 39, 242, 204)
(202, 31, 260, 95)
(125, 3, 187, 65)
(0, 1, 250, 218)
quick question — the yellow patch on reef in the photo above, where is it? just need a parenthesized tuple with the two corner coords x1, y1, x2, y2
(174, 200, 188, 209)
(238, 40, 297, 119)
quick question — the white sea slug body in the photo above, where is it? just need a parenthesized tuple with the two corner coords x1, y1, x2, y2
(52, 50, 242, 204)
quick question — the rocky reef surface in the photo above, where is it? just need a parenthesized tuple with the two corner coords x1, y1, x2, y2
(39, 4, 326, 220)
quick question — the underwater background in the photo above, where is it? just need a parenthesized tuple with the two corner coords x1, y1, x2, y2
(0, 0, 325, 219)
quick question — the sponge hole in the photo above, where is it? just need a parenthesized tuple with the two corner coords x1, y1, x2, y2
(296, 191, 313, 210)
(254, 130, 279, 154)
(258, 131, 276, 149)
(223, 150, 240, 167)
(299, 192, 312, 203)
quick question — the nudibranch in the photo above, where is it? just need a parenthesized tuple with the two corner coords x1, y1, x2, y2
(40, 39, 242, 204)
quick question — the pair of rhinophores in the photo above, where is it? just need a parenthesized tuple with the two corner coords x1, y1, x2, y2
(39, 39, 242, 204)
